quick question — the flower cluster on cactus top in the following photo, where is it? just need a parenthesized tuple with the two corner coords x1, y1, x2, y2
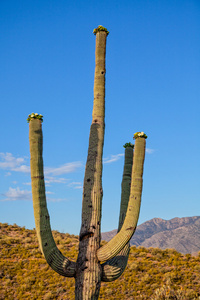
(27, 113, 43, 123)
(93, 25, 109, 35)
(133, 132, 148, 139)
(123, 142, 134, 148)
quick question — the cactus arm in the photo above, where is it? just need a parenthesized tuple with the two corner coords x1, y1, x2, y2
(75, 27, 108, 299)
(101, 146, 133, 281)
(97, 137, 146, 262)
(118, 146, 134, 232)
(29, 118, 76, 277)
(101, 244, 130, 282)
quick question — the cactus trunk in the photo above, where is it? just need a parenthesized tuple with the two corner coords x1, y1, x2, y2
(75, 30, 107, 300)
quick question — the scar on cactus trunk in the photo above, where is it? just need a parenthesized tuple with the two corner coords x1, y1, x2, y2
(28, 26, 147, 300)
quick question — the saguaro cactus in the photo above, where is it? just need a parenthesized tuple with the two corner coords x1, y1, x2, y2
(28, 26, 147, 300)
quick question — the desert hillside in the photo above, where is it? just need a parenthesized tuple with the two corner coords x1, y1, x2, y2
(1, 222, 200, 299)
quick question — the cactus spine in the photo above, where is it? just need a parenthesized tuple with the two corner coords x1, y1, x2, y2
(28, 26, 147, 300)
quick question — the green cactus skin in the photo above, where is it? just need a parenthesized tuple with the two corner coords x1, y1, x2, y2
(97, 137, 146, 262)
(75, 28, 108, 300)
(29, 119, 76, 277)
(101, 146, 133, 282)
(118, 147, 134, 232)
(28, 26, 147, 300)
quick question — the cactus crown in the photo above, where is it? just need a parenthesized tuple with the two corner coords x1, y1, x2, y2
(123, 142, 134, 148)
(133, 132, 148, 139)
(27, 113, 43, 123)
(93, 25, 109, 35)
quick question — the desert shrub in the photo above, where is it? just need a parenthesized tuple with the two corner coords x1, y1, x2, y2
(1, 222, 200, 299)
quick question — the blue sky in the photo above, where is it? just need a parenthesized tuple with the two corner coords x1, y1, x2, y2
(0, 0, 199, 235)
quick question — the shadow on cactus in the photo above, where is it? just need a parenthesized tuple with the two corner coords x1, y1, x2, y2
(28, 25, 147, 300)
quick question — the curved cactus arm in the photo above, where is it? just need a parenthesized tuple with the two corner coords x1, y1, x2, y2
(101, 146, 133, 281)
(97, 135, 146, 262)
(29, 117, 76, 277)
(101, 243, 130, 282)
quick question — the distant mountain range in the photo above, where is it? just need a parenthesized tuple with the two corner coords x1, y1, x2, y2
(102, 216, 200, 254)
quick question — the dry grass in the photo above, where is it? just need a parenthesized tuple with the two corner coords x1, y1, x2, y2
(1, 222, 200, 299)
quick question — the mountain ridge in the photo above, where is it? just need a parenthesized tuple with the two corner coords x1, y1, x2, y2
(101, 216, 200, 254)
